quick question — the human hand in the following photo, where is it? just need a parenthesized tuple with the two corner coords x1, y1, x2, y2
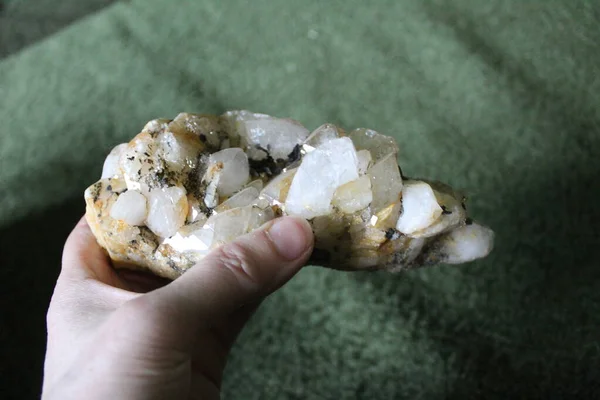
(42, 216, 314, 400)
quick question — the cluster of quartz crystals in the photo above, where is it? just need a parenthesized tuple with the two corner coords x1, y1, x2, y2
(84, 111, 494, 279)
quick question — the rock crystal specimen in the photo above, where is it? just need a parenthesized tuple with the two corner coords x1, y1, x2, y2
(84, 111, 494, 279)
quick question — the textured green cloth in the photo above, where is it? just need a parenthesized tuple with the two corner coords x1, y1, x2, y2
(2, 0, 600, 398)
(0, 0, 117, 57)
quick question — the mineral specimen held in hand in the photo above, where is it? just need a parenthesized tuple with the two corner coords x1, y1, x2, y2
(85, 111, 494, 280)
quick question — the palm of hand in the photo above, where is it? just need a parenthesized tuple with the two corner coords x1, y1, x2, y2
(43, 217, 311, 400)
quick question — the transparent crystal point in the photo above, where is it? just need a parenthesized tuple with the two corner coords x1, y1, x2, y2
(367, 153, 403, 213)
(259, 168, 297, 205)
(349, 128, 399, 162)
(215, 187, 260, 213)
(303, 123, 341, 151)
(201, 205, 275, 248)
(356, 149, 373, 175)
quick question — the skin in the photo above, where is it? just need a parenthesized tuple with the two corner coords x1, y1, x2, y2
(43, 216, 314, 400)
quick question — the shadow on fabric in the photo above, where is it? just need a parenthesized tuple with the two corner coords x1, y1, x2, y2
(351, 142, 600, 399)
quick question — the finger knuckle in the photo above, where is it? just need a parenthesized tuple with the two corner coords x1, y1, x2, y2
(217, 242, 264, 289)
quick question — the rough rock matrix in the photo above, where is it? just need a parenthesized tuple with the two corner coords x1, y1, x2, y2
(84, 111, 494, 280)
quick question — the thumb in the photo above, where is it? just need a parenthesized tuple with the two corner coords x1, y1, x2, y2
(135, 216, 314, 348)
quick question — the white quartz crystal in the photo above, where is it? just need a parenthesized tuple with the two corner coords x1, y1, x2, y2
(396, 181, 443, 234)
(156, 130, 201, 172)
(101, 143, 127, 179)
(285, 137, 359, 219)
(239, 118, 310, 160)
(85, 110, 494, 280)
(408, 185, 465, 238)
(169, 112, 224, 150)
(332, 176, 373, 214)
(222, 110, 272, 129)
(109, 190, 147, 226)
(209, 148, 250, 196)
(142, 118, 170, 136)
(120, 133, 155, 193)
(146, 186, 188, 238)
(435, 223, 495, 264)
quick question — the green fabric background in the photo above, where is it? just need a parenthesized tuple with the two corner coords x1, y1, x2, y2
(1, 0, 600, 398)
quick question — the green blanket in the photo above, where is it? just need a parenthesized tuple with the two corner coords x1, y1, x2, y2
(2, 0, 600, 398)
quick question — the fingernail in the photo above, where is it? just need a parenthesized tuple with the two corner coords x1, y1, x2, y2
(267, 217, 312, 261)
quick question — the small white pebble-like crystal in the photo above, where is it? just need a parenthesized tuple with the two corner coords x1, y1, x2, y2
(396, 181, 443, 234)
(209, 148, 250, 197)
(109, 190, 147, 226)
(145, 186, 188, 238)
(435, 223, 495, 264)
(285, 137, 359, 219)
(332, 176, 373, 214)
(409, 187, 465, 238)
(101, 143, 127, 179)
